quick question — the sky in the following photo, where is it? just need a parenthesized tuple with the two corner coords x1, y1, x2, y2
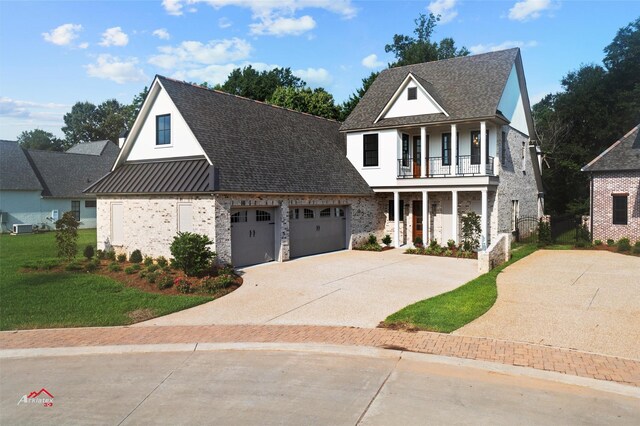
(0, 0, 638, 140)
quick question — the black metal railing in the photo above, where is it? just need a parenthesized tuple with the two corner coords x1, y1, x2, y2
(397, 156, 495, 178)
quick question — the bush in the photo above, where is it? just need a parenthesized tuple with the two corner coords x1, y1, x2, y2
(85, 261, 98, 273)
(174, 276, 194, 294)
(145, 271, 160, 284)
(117, 253, 127, 263)
(382, 234, 392, 247)
(367, 234, 377, 245)
(170, 232, 216, 276)
(83, 245, 95, 260)
(575, 224, 591, 246)
(217, 264, 235, 276)
(96, 249, 105, 260)
(606, 239, 615, 246)
(617, 238, 631, 252)
(156, 256, 168, 268)
(129, 249, 143, 264)
(537, 219, 552, 247)
(64, 261, 84, 271)
(124, 266, 138, 275)
(633, 241, 640, 254)
(108, 262, 122, 272)
(55, 211, 79, 261)
(444, 249, 453, 257)
(446, 239, 456, 250)
(413, 236, 423, 247)
(156, 274, 173, 290)
(21, 259, 61, 270)
(461, 212, 481, 252)
(106, 249, 116, 261)
(143, 256, 154, 267)
(405, 248, 418, 255)
(146, 264, 159, 273)
(593, 240, 602, 246)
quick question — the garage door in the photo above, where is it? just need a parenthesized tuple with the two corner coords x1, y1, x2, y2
(231, 208, 276, 267)
(290, 206, 346, 258)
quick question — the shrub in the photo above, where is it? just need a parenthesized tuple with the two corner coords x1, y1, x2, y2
(461, 212, 481, 252)
(117, 253, 127, 263)
(85, 261, 98, 273)
(405, 248, 418, 255)
(108, 262, 121, 272)
(382, 234, 392, 247)
(138, 270, 147, 279)
(606, 239, 615, 246)
(537, 219, 552, 247)
(106, 249, 116, 261)
(444, 249, 453, 257)
(96, 249, 105, 260)
(143, 256, 154, 267)
(633, 241, 640, 254)
(367, 234, 378, 245)
(217, 264, 235, 276)
(575, 224, 591, 246)
(593, 240, 602, 246)
(413, 236, 423, 247)
(145, 271, 160, 284)
(124, 266, 138, 275)
(617, 238, 631, 252)
(55, 211, 79, 261)
(170, 232, 216, 276)
(156, 256, 168, 268)
(214, 274, 235, 289)
(446, 239, 456, 250)
(156, 274, 173, 290)
(21, 259, 61, 270)
(129, 249, 143, 264)
(174, 276, 194, 294)
(428, 239, 440, 250)
(64, 261, 83, 271)
(146, 264, 159, 273)
(83, 245, 95, 260)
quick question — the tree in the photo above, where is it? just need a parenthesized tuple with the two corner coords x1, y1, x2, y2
(17, 129, 64, 151)
(55, 211, 79, 261)
(268, 86, 340, 120)
(95, 99, 130, 143)
(218, 66, 305, 101)
(340, 72, 379, 121)
(125, 86, 149, 129)
(384, 13, 468, 68)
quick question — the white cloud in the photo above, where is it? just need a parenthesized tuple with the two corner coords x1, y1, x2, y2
(294, 67, 332, 87)
(162, 0, 184, 15)
(172, 61, 278, 85)
(0, 97, 69, 132)
(250, 15, 316, 36)
(427, 0, 458, 24)
(78, 42, 89, 49)
(469, 40, 538, 55)
(361, 54, 384, 69)
(42, 23, 83, 46)
(508, 0, 553, 21)
(152, 28, 171, 40)
(85, 54, 147, 84)
(99, 27, 129, 47)
(218, 17, 232, 28)
(148, 38, 252, 69)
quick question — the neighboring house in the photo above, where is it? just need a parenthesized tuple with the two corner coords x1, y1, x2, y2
(582, 124, 640, 242)
(0, 140, 119, 232)
(340, 48, 544, 248)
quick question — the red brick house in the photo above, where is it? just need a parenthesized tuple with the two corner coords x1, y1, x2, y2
(582, 124, 640, 242)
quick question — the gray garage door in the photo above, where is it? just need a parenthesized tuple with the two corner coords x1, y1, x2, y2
(290, 206, 347, 258)
(231, 208, 276, 267)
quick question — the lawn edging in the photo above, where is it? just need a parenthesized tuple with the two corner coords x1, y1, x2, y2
(382, 244, 538, 333)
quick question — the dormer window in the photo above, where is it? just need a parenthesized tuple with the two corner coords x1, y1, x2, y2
(156, 114, 171, 145)
(407, 87, 417, 100)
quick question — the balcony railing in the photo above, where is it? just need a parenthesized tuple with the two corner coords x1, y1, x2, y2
(397, 155, 495, 178)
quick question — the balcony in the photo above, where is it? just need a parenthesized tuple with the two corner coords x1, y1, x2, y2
(398, 155, 495, 178)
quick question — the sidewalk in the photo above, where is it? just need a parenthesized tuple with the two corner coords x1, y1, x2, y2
(2, 325, 639, 387)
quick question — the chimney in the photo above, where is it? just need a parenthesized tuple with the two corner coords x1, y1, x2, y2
(118, 129, 129, 149)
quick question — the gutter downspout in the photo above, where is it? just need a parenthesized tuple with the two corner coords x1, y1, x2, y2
(590, 173, 594, 243)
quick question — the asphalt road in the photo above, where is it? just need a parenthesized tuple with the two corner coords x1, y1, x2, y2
(2, 348, 639, 425)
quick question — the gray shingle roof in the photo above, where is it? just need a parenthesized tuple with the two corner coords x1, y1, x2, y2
(66, 140, 117, 156)
(145, 76, 372, 195)
(340, 48, 519, 132)
(0, 140, 43, 191)
(582, 124, 640, 172)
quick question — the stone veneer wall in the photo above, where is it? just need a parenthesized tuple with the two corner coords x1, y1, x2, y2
(478, 232, 511, 273)
(97, 193, 384, 264)
(591, 171, 640, 242)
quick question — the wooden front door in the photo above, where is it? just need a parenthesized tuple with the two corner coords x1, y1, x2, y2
(412, 200, 423, 242)
(412, 136, 421, 178)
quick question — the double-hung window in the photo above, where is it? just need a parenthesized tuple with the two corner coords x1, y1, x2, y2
(363, 134, 379, 167)
(156, 114, 171, 145)
(401, 134, 410, 167)
(71, 200, 80, 221)
(612, 194, 628, 225)
(442, 133, 451, 166)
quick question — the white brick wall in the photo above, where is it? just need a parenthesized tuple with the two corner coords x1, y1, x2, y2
(591, 171, 640, 242)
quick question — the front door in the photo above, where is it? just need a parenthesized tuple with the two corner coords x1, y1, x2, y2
(412, 200, 423, 242)
(412, 136, 421, 178)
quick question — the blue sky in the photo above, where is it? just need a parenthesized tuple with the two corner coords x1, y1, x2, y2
(0, 0, 637, 140)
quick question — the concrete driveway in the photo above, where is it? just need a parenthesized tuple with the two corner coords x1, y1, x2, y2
(139, 249, 478, 328)
(456, 250, 640, 360)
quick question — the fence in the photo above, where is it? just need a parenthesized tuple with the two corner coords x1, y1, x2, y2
(514, 215, 586, 245)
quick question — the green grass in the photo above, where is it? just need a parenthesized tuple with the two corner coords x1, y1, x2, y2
(384, 244, 538, 333)
(0, 230, 211, 330)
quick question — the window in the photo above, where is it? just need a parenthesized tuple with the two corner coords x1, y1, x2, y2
(85, 200, 96, 208)
(407, 87, 417, 100)
(401, 134, 410, 167)
(304, 208, 315, 219)
(612, 195, 628, 225)
(501, 131, 507, 164)
(511, 200, 519, 231)
(319, 208, 331, 217)
(363, 134, 379, 167)
(289, 208, 299, 220)
(156, 114, 171, 145)
(71, 201, 80, 221)
(388, 200, 404, 221)
(231, 211, 247, 223)
(471, 131, 481, 165)
(335, 208, 345, 217)
(256, 210, 271, 222)
(442, 133, 451, 166)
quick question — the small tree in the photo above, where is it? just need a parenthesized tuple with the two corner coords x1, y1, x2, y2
(83, 245, 95, 260)
(460, 211, 481, 252)
(170, 232, 216, 276)
(55, 211, 79, 261)
(537, 219, 552, 246)
(129, 249, 143, 263)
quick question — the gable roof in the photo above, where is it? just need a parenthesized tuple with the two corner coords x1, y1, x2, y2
(340, 48, 520, 132)
(582, 124, 640, 172)
(66, 140, 117, 156)
(100, 76, 372, 195)
(0, 140, 43, 191)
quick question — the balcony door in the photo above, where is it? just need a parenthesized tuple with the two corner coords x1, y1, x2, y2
(412, 136, 422, 177)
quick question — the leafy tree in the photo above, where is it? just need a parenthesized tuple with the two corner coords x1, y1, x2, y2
(340, 71, 379, 121)
(95, 99, 130, 143)
(17, 129, 64, 151)
(269, 86, 340, 120)
(218, 66, 305, 102)
(55, 211, 79, 261)
(385, 13, 469, 67)
(62, 101, 100, 146)
(460, 212, 481, 252)
(125, 86, 149, 130)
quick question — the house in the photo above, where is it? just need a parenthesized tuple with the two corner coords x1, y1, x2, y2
(87, 48, 543, 267)
(582, 124, 640, 242)
(340, 48, 544, 248)
(0, 140, 119, 232)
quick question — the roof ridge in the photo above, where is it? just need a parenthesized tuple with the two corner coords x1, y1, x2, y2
(158, 75, 342, 125)
(28, 148, 107, 157)
(380, 47, 519, 74)
(582, 124, 640, 171)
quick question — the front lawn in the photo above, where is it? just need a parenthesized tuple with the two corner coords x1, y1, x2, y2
(383, 244, 538, 333)
(0, 230, 212, 330)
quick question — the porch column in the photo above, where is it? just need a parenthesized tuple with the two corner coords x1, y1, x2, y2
(481, 188, 488, 249)
(393, 191, 400, 248)
(422, 190, 428, 242)
(480, 121, 487, 175)
(420, 126, 427, 177)
(451, 124, 458, 176)
(451, 190, 458, 243)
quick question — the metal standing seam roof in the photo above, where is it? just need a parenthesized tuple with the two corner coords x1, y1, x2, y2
(582, 124, 640, 172)
(339, 48, 520, 132)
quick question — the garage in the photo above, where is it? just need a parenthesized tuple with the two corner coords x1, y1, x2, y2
(289, 206, 347, 258)
(230, 208, 276, 267)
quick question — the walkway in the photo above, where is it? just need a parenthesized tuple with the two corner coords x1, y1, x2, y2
(2, 324, 639, 388)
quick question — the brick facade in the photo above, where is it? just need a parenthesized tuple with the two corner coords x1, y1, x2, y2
(591, 171, 640, 242)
